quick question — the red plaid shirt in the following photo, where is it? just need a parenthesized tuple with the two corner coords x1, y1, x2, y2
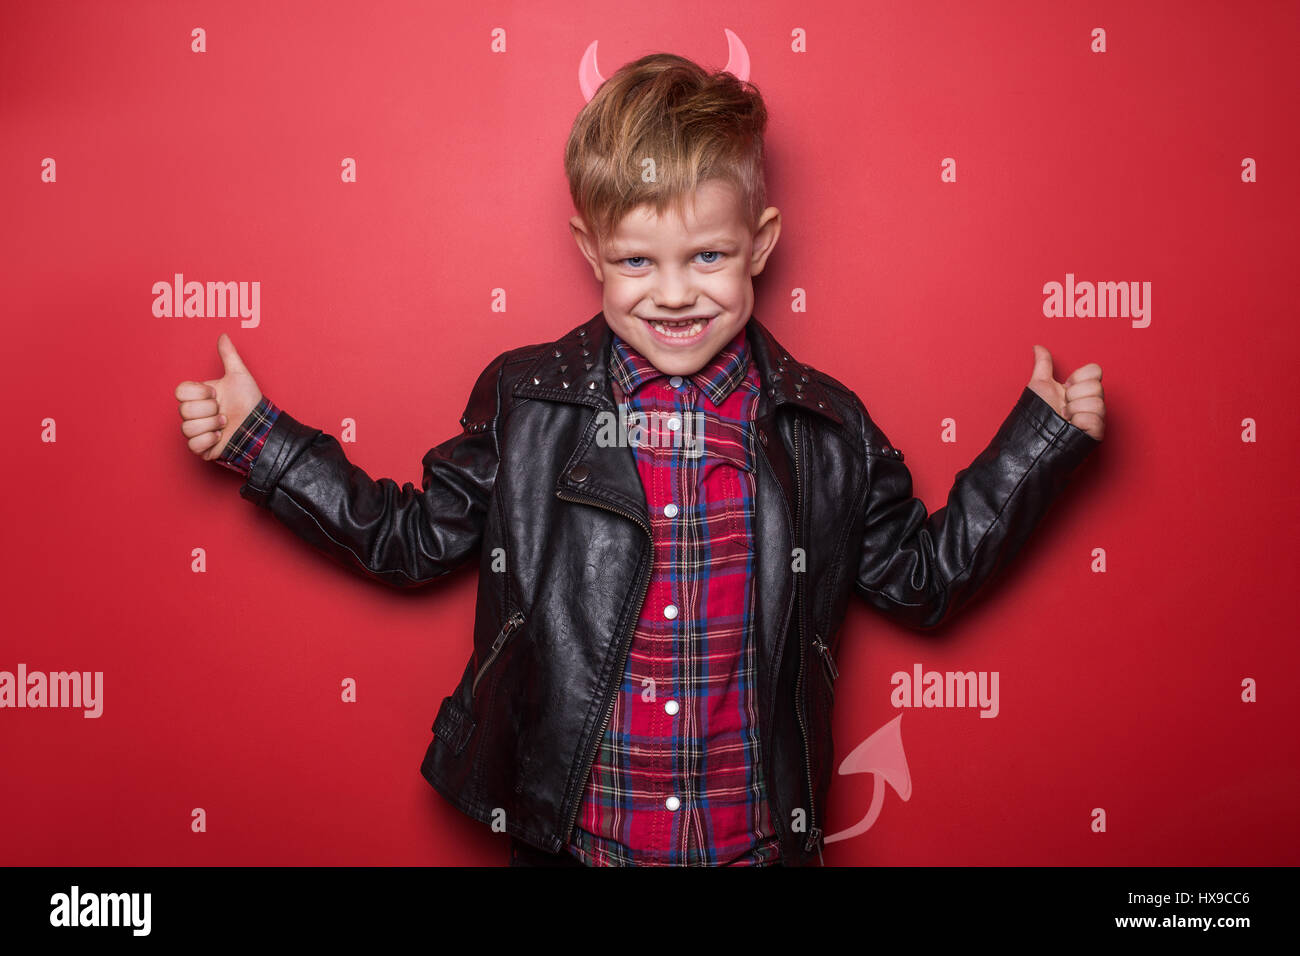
(219, 329, 781, 866)
(565, 328, 780, 866)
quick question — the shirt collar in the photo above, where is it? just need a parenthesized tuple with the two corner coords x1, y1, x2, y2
(609, 326, 751, 406)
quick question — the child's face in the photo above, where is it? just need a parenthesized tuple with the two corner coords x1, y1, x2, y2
(570, 179, 781, 377)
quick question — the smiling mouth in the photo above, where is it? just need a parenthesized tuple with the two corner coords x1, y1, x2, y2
(641, 315, 715, 340)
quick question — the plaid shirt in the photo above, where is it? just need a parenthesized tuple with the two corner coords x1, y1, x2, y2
(216, 395, 281, 476)
(218, 333, 781, 866)
(565, 328, 780, 867)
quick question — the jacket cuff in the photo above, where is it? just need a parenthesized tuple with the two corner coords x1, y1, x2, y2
(238, 409, 322, 507)
(1010, 385, 1101, 474)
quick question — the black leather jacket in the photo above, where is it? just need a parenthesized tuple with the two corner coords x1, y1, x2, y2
(235, 311, 1100, 865)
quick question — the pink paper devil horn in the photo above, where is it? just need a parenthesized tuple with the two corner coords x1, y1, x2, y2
(578, 30, 752, 103)
(721, 28, 750, 81)
(578, 40, 605, 103)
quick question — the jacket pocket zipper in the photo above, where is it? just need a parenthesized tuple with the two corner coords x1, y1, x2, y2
(472, 610, 525, 698)
(812, 632, 838, 690)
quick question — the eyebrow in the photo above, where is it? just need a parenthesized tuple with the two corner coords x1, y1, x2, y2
(607, 236, 738, 257)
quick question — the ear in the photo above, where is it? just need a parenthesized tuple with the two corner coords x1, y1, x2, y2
(748, 206, 782, 277)
(569, 215, 605, 283)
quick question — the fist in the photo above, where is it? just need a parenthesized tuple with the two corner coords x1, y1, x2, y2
(173, 333, 263, 461)
(1027, 345, 1105, 441)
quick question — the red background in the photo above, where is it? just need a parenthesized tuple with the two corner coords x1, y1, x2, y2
(3, 0, 1297, 865)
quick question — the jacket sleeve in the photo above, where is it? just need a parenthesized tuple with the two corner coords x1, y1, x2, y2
(235, 350, 510, 588)
(853, 386, 1100, 630)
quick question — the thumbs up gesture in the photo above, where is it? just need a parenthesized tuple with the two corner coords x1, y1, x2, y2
(173, 333, 264, 461)
(1027, 345, 1105, 441)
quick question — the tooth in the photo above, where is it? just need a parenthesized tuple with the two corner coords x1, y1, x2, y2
(651, 319, 704, 336)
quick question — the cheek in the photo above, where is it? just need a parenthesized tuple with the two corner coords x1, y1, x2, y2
(715, 275, 748, 305)
(603, 277, 638, 305)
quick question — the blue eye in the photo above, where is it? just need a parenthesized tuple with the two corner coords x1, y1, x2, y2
(619, 251, 724, 268)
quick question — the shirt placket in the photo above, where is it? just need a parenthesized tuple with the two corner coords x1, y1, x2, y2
(647, 373, 696, 863)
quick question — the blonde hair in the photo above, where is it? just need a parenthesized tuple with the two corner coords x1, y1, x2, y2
(564, 52, 769, 245)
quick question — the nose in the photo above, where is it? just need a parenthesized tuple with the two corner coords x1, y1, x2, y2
(651, 265, 696, 310)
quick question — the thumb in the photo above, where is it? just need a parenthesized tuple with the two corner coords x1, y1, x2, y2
(217, 332, 248, 377)
(1029, 344, 1056, 384)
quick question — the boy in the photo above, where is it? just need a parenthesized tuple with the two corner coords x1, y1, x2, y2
(173, 52, 1104, 867)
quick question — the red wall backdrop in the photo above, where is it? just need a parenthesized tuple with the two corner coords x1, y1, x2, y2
(3, 0, 1297, 866)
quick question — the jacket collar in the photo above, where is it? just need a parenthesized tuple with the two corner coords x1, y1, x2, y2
(514, 311, 845, 428)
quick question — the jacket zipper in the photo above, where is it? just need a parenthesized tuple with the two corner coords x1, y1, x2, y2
(791, 415, 824, 865)
(555, 490, 653, 847)
(472, 610, 525, 698)
(752, 423, 797, 863)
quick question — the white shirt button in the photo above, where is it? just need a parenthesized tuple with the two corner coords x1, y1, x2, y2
(665, 796, 681, 811)
(669, 376, 683, 388)
(664, 503, 679, 518)
(664, 700, 679, 716)
(664, 604, 678, 620)
(667, 416, 681, 431)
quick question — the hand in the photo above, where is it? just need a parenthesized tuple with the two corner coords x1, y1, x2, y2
(174, 333, 264, 461)
(1027, 345, 1105, 441)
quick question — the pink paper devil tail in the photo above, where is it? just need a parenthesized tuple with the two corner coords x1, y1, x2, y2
(823, 714, 914, 845)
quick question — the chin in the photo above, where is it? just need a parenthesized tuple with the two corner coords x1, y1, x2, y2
(642, 350, 707, 376)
